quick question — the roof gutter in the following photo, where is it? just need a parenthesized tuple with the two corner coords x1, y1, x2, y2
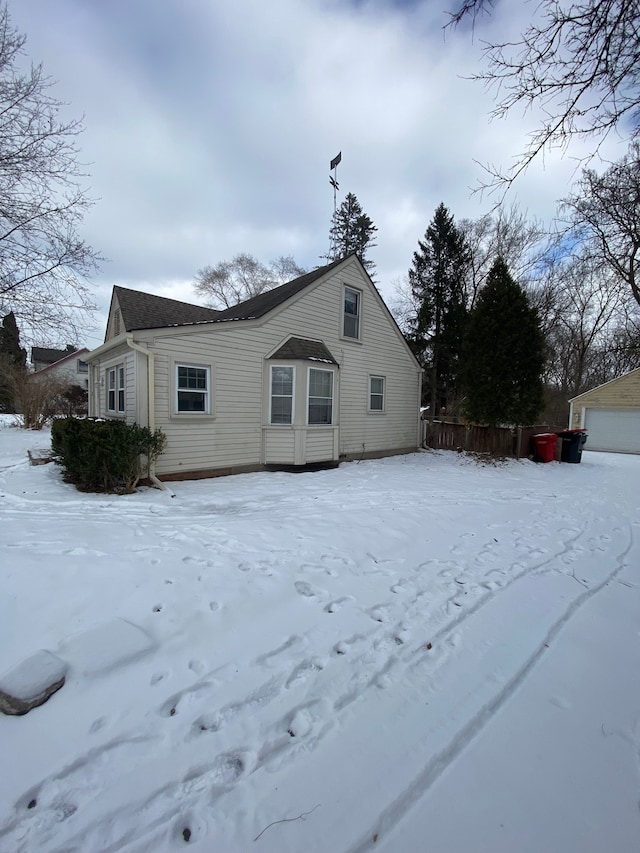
(124, 335, 168, 492)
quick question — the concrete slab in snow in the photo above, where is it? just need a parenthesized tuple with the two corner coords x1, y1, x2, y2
(59, 619, 155, 676)
(0, 650, 68, 715)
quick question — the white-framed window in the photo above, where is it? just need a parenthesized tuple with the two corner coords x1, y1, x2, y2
(176, 364, 210, 413)
(343, 286, 361, 339)
(107, 364, 125, 413)
(77, 359, 88, 374)
(308, 368, 333, 425)
(369, 375, 385, 411)
(270, 365, 294, 424)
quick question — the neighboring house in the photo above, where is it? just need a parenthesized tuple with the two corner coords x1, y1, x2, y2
(31, 347, 91, 390)
(31, 347, 72, 372)
(568, 367, 640, 453)
(86, 254, 423, 481)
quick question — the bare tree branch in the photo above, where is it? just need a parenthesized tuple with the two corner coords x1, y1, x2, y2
(561, 142, 640, 308)
(194, 253, 305, 309)
(451, 1, 640, 194)
(0, 3, 100, 344)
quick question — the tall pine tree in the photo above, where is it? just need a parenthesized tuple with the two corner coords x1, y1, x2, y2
(328, 192, 377, 276)
(409, 203, 469, 415)
(0, 311, 27, 412)
(460, 258, 545, 426)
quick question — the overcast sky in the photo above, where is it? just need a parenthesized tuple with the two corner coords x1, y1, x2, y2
(12, 0, 628, 348)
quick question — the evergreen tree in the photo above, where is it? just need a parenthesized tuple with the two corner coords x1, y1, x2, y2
(0, 312, 27, 367)
(0, 311, 27, 412)
(328, 192, 377, 275)
(460, 258, 545, 426)
(409, 203, 469, 414)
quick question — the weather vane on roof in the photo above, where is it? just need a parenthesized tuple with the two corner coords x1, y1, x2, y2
(329, 151, 341, 258)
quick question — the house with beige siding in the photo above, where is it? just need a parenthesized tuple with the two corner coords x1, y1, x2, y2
(31, 347, 91, 388)
(568, 367, 640, 453)
(86, 255, 423, 481)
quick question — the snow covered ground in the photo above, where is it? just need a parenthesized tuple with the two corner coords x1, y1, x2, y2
(0, 417, 639, 853)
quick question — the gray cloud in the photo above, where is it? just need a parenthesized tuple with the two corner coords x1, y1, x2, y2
(11, 0, 627, 347)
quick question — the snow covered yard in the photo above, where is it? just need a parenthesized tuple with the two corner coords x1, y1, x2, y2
(0, 417, 639, 853)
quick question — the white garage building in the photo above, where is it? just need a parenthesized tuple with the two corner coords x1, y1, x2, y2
(569, 368, 640, 454)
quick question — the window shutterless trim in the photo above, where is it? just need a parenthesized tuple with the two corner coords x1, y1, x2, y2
(175, 363, 210, 414)
(369, 375, 385, 412)
(107, 363, 125, 414)
(342, 285, 362, 340)
(269, 364, 295, 425)
(307, 366, 334, 425)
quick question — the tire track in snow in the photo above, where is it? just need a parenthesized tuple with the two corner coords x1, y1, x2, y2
(344, 523, 634, 853)
(0, 499, 624, 851)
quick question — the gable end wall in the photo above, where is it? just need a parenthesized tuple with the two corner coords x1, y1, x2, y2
(94, 260, 421, 478)
(570, 370, 640, 427)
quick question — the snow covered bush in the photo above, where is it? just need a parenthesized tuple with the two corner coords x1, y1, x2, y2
(51, 418, 166, 493)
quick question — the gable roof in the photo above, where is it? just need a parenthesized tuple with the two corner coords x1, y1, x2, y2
(269, 337, 338, 364)
(569, 366, 640, 402)
(36, 348, 90, 372)
(213, 256, 347, 322)
(112, 257, 349, 333)
(114, 286, 221, 332)
(31, 347, 71, 365)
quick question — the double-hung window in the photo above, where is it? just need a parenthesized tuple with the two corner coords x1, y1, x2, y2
(270, 365, 294, 424)
(369, 376, 385, 411)
(343, 287, 361, 339)
(308, 368, 333, 425)
(107, 364, 125, 413)
(176, 364, 209, 413)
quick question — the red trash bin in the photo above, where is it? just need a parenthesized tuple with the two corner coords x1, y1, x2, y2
(532, 432, 558, 463)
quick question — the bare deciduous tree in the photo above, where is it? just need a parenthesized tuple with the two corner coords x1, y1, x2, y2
(391, 204, 547, 332)
(459, 204, 547, 308)
(194, 253, 306, 309)
(0, 4, 100, 343)
(449, 1, 640, 192)
(0, 358, 69, 429)
(538, 253, 625, 393)
(562, 143, 640, 309)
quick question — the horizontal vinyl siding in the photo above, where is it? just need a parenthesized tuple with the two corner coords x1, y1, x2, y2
(265, 263, 420, 457)
(305, 430, 336, 462)
(264, 429, 296, 463)
(91, 345, 135, 422)
(151, 336, 263, 476)
(571, 370, 640, 427)
(132, 257, 420, 476)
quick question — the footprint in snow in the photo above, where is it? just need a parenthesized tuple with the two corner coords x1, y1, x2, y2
(334, 634, 364, 656)
(368, 605, 390, 623)
(89, 716, 108, 734)
(294, 581, 325, 600)
(324, 596, 353, 614)
(285, 658, 325, 689)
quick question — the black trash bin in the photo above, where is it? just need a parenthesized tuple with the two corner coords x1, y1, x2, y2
(557, 429, 588, 463)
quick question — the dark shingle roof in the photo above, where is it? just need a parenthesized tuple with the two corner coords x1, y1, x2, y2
(112, 255, 350, 332)
(269, 337, 337, 364)
(31, 347, 70, 364)
(213, 256, 347, 322)
(114, 286, 220, 331)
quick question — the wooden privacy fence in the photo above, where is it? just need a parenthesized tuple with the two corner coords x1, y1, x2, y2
(422, 420, 516, 456)
(421, 420, 567, 458)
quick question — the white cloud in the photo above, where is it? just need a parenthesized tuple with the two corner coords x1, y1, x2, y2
(10, 0, 630, 348)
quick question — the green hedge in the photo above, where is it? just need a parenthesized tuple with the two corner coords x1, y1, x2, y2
(51, 417, 166, 493)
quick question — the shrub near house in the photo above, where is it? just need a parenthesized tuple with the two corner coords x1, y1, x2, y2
(51, 418, 166, 493)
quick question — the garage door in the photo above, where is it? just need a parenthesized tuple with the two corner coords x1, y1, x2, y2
(584, 408, 640, 453)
